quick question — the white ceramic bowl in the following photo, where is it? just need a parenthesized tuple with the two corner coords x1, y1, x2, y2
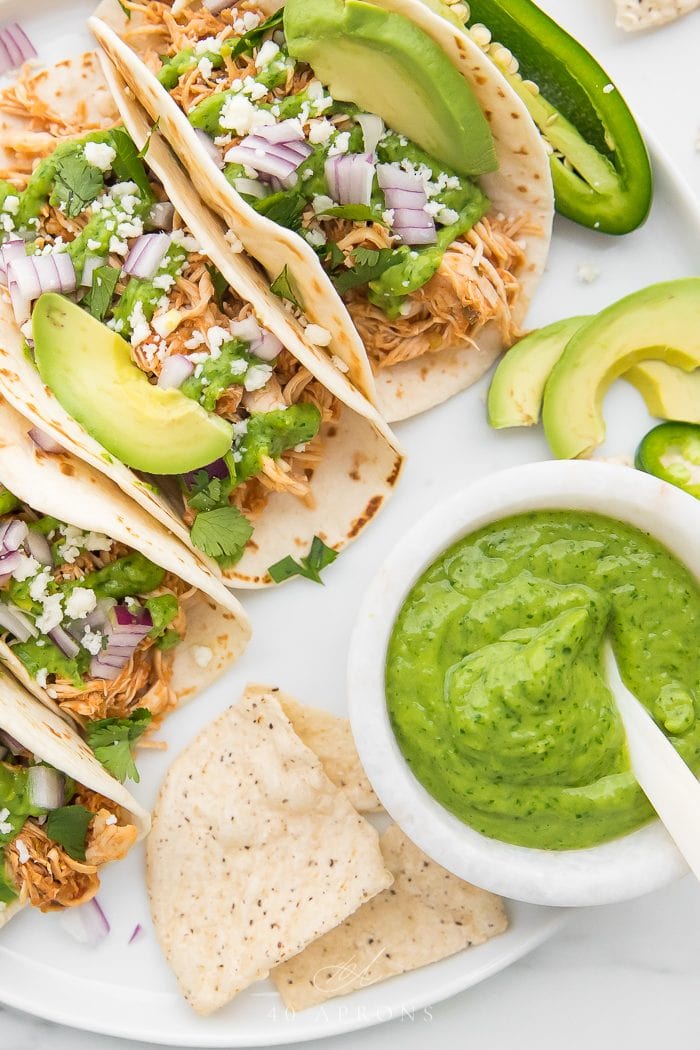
(348, 460, 700, 907)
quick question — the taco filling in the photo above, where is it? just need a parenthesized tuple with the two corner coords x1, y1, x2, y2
(0, 491, 193, 734)
(0, 742, 137, 911)
(0, 68, 339, 570)
(116, 0, 538, 370)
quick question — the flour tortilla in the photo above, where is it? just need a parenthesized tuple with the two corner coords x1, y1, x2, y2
(248, 685, 381, 812)
(272, 823, 508, 1010)
(0, 668, 150, 931)
(614, 0, 699, 29)
(0, 52, 402, 589)
(146, 685, 392, 1015)
(0, 395, 250, 712)
(91, 0, 553, 420)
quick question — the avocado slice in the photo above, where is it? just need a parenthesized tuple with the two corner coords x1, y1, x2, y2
(32, 294, 233, 475)
(542, 279, 700, 459)
(626, 361, 700, 425)
(283, 0, 497, 177)
(488, 316, 589, 429)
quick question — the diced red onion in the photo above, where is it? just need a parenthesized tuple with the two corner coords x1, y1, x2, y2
(251, 328, 282, 362)
(226, 121, 312, 188)
(183, 458, 229, 487)
(27, 765, 65, 809)
(123, 233, 170, 280)
(89, 604, 152, 680)
(325, 153, 375, 207)
(48, 625, 80, 660)
(377, 163, 436, 246)
(25, 529, 52, 566)
(356, 113, 384, 154)
(112, 604, 152, 629)
(28, 426, 65, 454)
(80, 255, 104, 288)
(0, 729, 23, 755)
(0, 518, 27, 553)
(0, 23, 36, 77)
(157, 354, 194, 390)
(128, 923, 144, 945)
(60, 898, 110, 947)
(0, 603, 35, 642)
(233, 177, 267, 200)
(0, 239, 25, 283)
(7, 254, 76, 324)
(194, 128, 225, 170)
(146, 202, 175, 232)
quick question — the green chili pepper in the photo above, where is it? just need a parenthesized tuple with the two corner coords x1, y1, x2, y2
(635, 422, 700, 498)
(465, 0, 652, 234)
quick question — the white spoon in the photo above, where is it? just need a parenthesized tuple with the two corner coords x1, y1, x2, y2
(604, 641, 700, 880)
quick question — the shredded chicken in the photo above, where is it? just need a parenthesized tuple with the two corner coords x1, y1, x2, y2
(5, 788, 137, 912)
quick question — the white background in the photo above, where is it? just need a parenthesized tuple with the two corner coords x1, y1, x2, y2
(3, 1, 700, 1047)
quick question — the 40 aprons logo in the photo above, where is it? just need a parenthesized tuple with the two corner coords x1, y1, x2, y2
(258, 950, 435, 1023)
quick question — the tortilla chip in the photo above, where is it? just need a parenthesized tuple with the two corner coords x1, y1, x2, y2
(245, 686, 382, 813)
(614, 0, 699, 29)
(272, 825, 508, 1011)
(146, 687, 393, 1015)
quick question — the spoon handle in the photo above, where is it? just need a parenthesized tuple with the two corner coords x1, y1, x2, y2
(604, 643, 700, 880)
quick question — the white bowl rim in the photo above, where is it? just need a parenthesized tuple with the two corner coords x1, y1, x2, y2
(347, 460, 700, 907)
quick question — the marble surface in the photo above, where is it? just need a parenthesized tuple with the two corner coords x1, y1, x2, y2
(4, 1, 700, 1047)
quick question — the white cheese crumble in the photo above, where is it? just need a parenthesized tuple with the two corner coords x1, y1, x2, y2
(328, 131, 350, 157)
(206, 325, 230, 356)
(105, 814, 118, 827)
(29, 569, 52, 602)
(15, 838, 30, 864)
(255, 40, 280, 70)
(195, 36, 221, 56)
(153, 273, 175, 292)
(305, 227, 327, 248)
(244, 363, 273, 391)
(35, 668, 49, 689)
(12, 554, 40, 582)
(193, 645, 213, 668)
(0, 808, 12, 835)
(308, 118, 335, 145)
(84, 141, 116, 172)
(312, 194, 335, 215)
(304, 323, 332, 347)
(129, 301, 151, 347)
(577, 263, 600, 284)
(2, 195, 19, 216)
(35, 594, 63, 634)
(198, 56, 214, 80)
(65, 587, 97, 621)
(82, 627, 103, 656)
(220, 95, 275, 136)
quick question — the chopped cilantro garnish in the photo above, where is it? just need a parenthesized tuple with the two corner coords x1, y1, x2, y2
(321, 204, 386, 224)
(229, 9, 283, 58)
(110, 128, 154, 203)
(332, 246, 404, 295)
(137, 117, 161, 159)
(187, 471, 231, 512)
(50, 154, 104, 218)
(206, 264, 229, 308)
(46, 805, 93, 861)
(268, 536, 338, 585)
(85, 709, 153, 784)
(270, 265, 303, 310)
(254, 191, 306, 231)
(83, 265, 120, 322)
(190, 506, 254, 569)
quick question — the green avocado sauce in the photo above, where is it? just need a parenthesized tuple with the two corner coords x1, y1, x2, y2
(386, 510, 700, 850)
(0, 763, 47, 903)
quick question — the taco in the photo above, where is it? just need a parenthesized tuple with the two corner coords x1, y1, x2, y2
(0, 394, 249, 766)
(0, 51, 402, 587)
(90, 0, 553, 420)
(0, 668, 149, 927)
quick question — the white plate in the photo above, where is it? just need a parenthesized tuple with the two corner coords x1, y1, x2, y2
(1, 0, 699, 1043)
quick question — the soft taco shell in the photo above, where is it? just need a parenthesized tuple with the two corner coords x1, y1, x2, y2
(0, 395, 250, 710)
(91, 0, 553, 420)
(0, 668, 150, 931)
(0, 51, 402, 588)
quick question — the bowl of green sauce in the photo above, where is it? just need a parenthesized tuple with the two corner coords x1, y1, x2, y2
(348, 460, 700, 906)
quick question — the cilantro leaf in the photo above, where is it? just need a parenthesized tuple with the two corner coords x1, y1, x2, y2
(206, 264, 229, 308)
(83, 265, 120, 322)
(228, 9, 283, 58)
(137, 117, 161, 159)
(320, 205, 385, 224)
(332, 246, 404, 295)
(46, 805, 93, 861)
(319, 240, 345, 268)
(268, 536, 338, 585)
(110, 127, 154, 203)
(85, 709, 153, 784)
(190, 506, 254, 569)
(117, 0, 132, 18)
(187, 473, 230, 512)
(254, 191, 306, 231)
(271, 265, 303, 310)
(50, 154, 104, 218)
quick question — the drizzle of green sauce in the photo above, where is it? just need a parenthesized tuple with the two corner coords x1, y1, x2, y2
(386, 510, 700, 850)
